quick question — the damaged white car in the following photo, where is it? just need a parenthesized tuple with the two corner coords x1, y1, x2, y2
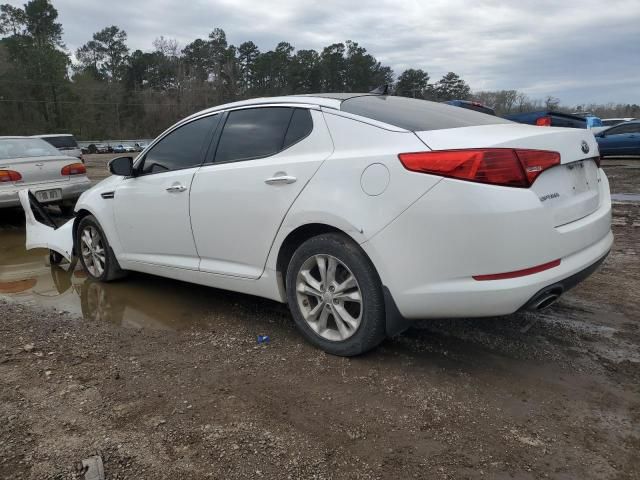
(20, 94, 613, 356)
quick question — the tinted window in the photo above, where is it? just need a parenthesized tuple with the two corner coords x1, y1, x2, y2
(284, 109, 313, 148)
(608, 123, 640, 135)
(215, 108, 294, 163)
(141, 114, 219, 174)
(41, 135, 78, 149)
(341, 95, 512, 131)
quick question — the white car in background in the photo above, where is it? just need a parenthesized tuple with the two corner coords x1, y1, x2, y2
(1, 137, 91, 214)
(20, 94, 612, 356)
(33, 134, 84, 162)
(601, 118, 636, 127)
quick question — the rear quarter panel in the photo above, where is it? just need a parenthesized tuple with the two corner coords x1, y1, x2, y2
(265, 111, 442, 270)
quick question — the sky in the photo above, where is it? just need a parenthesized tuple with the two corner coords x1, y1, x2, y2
(8, 0, 640, 105)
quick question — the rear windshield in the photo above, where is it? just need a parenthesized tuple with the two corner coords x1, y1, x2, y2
(341, 95, 512, 131)
(40, 135, 78, 149)
(0, 138, 61, 160)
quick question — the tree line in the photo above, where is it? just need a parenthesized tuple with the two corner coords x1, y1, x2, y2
(1, 1, 638, 140)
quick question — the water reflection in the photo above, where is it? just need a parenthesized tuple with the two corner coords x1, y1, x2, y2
(0, 228, 254, 330)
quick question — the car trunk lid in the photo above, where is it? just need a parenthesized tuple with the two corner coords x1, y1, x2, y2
(0, 155, 72, 186)
(414, 124, 602, 226)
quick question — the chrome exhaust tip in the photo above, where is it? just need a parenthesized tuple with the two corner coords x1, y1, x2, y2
(533, 293, 560, 311)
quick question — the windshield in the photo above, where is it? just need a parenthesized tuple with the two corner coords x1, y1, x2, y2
(341, 95, 512, 131)
(0, 138, 62, 160)
(40, 135, 78, 149)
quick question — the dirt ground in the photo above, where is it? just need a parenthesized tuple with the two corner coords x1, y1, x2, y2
(0, 157, 638, 479)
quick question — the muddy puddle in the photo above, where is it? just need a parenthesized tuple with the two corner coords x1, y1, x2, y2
(0, 225, 282, 330)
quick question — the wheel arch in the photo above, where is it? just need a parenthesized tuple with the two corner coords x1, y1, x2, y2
(72, 209, 94, 256)
(275, 223, 347, 292)
(274, 222, 410, 339)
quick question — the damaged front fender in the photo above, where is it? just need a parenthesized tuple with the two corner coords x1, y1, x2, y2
(19, 189, 75, 262)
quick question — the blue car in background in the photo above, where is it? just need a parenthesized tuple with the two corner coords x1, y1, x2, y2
(595, 120, 640, 157)
(584, 115, 603, 129)
(444, 100, 496, 116)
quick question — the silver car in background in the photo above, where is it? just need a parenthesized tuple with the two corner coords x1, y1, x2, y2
(0, 137, 91, 214)
(33, 134, 84, 162)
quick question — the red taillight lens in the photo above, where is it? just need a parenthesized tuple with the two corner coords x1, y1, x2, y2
(514, 149, 561, 184)
(473, 259, 561, 281)
(536, 116, 552, 126)
(61, 163, 86, 175)
(398, 149, 560, 188)
(0, 170, 22, 182)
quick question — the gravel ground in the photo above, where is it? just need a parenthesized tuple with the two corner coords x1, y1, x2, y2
(0, 158, 638, 479)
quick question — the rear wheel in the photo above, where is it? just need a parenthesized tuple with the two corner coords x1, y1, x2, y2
(285, 233, 386, 356)
(76, 215, 126, 282)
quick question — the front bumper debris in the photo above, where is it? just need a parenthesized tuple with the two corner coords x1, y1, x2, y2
(19, 189, 75, 262)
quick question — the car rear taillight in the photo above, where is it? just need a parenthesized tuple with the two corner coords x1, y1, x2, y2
(0, 170, 22, 182)
(536, 116, 552, 126)
(398, 149, 560, 188)
(61, 163, 86, 175)
(473, 259, 561, 281)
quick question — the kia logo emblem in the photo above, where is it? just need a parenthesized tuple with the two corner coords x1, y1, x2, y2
(581, 141, 590, 154)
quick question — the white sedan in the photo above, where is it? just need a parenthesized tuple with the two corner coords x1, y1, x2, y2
(21, 94, 613, 356)
(1, 136, 91, 214)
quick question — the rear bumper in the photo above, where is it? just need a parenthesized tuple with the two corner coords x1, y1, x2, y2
(379, 231, 612, 319)
(518, 251, 608, 312)
(0, 177, 91, 208)
(363, 172, 613, 320)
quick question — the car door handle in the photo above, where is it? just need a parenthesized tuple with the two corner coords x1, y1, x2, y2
(265, 175, 297, 185)
(166, 184, 187, 193)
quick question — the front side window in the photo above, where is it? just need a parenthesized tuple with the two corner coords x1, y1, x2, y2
(214, 107, 312, 163)
(140, 114, 220, 175)
(606, 124, 634, 135)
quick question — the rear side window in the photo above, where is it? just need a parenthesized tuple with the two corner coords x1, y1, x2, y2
(41, 136, 78, 148)
(215, 107, 298, 163)
(341, 95, 512, 131)
(140, 114, 220, 175)
(284, 109, 313, 148)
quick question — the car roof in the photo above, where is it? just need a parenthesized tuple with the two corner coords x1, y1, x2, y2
(33, 134, 75, 138)
(182, 93, 380, 122)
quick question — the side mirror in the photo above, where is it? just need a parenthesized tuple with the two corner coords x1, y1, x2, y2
(108, 156, 134, 176)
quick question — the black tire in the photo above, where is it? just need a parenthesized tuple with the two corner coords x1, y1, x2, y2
(285, 233, 386, 356)
(76, 215, 126, 282)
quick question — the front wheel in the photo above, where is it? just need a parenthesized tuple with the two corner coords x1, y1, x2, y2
(285, 233, 386, 356)
(76, 215, 126, 282)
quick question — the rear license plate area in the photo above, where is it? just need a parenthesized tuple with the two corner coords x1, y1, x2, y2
(565, 160, 592, 194)
(35, 188, 62, 203)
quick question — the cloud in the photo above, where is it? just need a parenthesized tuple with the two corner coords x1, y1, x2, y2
(6, 0, 639, 104)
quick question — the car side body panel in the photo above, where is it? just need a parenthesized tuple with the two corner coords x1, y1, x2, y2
(191, 109, 334, 279)
(264, 111, 442, 274)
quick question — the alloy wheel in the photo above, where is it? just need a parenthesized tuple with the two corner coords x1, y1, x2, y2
(80, 226, 106, 278)
(295, 254, 363, 341)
